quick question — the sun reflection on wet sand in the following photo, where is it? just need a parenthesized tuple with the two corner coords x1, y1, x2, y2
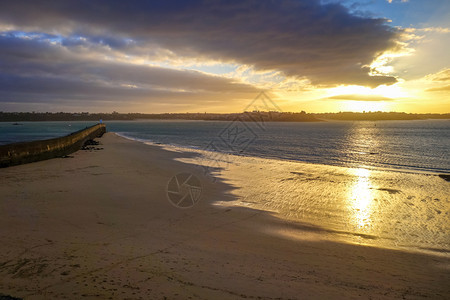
(348, 168, 375, 230)
(177, 125, 450, 253)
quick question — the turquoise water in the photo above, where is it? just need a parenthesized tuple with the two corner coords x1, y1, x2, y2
(1, 119, 449, 174)
(0, 121, 98, 145)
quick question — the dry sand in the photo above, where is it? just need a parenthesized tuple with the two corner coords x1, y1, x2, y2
(0, 133, 448, 299)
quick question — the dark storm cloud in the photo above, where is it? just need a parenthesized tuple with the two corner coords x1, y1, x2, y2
(0, 34, 259, 107)
(0, 0, 400, 87)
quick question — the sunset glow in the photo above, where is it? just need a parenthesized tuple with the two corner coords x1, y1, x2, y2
(0, 3, 449, 298)
(0, 1, 448, 113)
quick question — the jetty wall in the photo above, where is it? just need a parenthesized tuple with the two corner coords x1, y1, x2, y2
(0, 123, 106, 168)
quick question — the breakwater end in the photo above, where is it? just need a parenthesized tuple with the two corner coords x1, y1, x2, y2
(0, 123, 106, 168)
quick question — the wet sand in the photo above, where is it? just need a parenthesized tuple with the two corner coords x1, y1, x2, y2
(0, 133, 448, 299)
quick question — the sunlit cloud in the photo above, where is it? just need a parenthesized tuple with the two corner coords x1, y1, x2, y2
(425, 68, 450, 82)
(370, 47, 415, 76)
(386, 0, 409, 3)
(407, 27, 450, 34)
(0, 33, 261, 113)
(0, 0, 402, 88)
(0, 1, 448, 113)
(325, 95, 393, 102)
(424, 69, 450, 93)
(326, 84, 409, 99)
(426, 85, 450, 92)
(339, 101, 392, 112)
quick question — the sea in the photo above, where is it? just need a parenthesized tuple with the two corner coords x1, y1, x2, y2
(1, 119, 448, 174)
(1, 119, 449, 254)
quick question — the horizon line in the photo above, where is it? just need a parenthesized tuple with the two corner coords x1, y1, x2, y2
(1, 111, 450, 115)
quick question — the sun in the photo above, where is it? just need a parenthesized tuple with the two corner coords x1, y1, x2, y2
(325, 84, 410, 112)
(340, 100, 391, 112)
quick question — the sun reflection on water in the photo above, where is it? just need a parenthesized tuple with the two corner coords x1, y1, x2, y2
(349, 168, 375, 230)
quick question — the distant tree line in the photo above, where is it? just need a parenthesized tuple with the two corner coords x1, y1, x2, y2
(0, 111, 319, 122)
(315, 111, 450, 121)
(0, 111, 448, 122)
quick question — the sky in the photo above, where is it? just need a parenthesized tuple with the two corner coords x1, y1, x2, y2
(0, 0, 449, 113)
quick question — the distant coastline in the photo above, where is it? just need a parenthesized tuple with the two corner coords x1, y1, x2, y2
(0, 111, 449, 122)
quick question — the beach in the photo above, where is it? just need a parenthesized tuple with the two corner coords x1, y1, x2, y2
(0, 133, 449, 299)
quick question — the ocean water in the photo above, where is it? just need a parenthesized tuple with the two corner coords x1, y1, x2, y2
(1, 119, 449, 253)
(1, 119, 449, 174)
(0, 121, 98, 145)
(106, 119, 450, 174)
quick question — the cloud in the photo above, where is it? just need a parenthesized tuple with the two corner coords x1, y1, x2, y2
(426, 69, 450, 82)
(0, 34, 260, 112)
(0, 0, 400, 88)
(426, 85, 450, 92)
(386, 0, 409, 3)
(417, 27, 450, 34)
(425, 68, 450, 92)
(424, 69, 450, 92)
(325, 94, 394, 101)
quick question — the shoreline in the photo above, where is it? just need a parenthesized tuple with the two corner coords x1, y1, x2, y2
(116, 131, 450, 178)
(0, 133, 449, 299)
(1, 120, 449, 176)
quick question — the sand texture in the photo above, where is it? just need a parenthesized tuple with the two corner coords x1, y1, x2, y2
(0, 133, 448, 299)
